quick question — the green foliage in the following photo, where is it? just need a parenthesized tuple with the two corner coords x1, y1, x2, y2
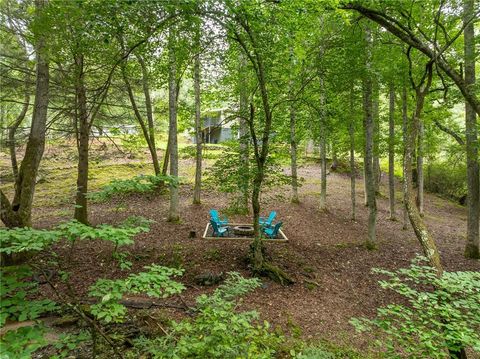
(425, 162, 467, 203)
(50, 330, 90, 359)
(350, 256, 480, 358)
(0, 227, 60, 255)
(88, 265, 185, 323)
(0, 325, 48, 359)
(204, 142, 292, 197)
(0, 266, 58, 359)
(87, 174, 178, 201)
(0, 266, 57, 327)
(132, 272, 282, 358)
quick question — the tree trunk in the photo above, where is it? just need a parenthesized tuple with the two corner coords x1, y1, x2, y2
(388, 83, 396, 220)
(401, 85, 409, 230)
(373, 83, 381, 194)
(0, 0, 49, 229)
(8, 72, 30, 182)
(463, 0, 480, 259)
(404, 65, 443, 274)
(121, 60, 160, 176)
(137, 54, 160, 176)
(416, 119, 424, 216)
(290, 103, 299, 203)
(74, 53, 89, 225)
(319, 69, 327, 211)
(193, 24, 202, 205)
(363, 26, 377, 249)
(238, 52, 249, 212)
(167, 27, 179, 222)
(349, 90, 356, 221)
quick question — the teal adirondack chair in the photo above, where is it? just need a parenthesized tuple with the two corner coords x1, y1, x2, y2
(259, 211, 276, 228)
(209, 209, 228, 226)
(210, 220, 229, 237)
(263, 221, 282, 239)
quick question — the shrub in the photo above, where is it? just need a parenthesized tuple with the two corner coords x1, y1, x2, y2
(131, 272, 282, 358)
(425, 162, 467, 203)
(87, 174, 178, 202)
(350, 256, 480, 358)
(88, 265, 185, 323)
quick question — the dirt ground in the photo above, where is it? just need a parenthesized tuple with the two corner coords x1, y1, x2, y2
(25, 157, 480, 354)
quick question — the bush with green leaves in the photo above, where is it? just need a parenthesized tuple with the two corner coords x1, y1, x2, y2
(87, 174, 178, 201)
(88, 265, 185, 323)
(0, 266, 58, 359)
(350, 256, 480, 358)
(0, 227, 61, 255)
(425, 162, 467, 204)
(204, 142, 292, 210)
(132, 272, 282, 358)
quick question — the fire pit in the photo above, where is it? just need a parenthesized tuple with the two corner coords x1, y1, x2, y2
(232, 225, 254, 236)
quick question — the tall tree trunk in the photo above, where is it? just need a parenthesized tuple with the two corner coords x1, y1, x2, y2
(373, 83, 381, 194)
(290, 103, 299, 203)
(137, 54, 160, 176)
(238, 52, 249, 212)
(193, 24, 202, 205)
(363, 26, 377, 249)
(416, 119, 424, 216)
(388, 83, 396, 220)
(74, 53, 89, 225)
(463, 0, 480, 259)
(9, 72, 30, 182)
(401, 85, 409, 230)
(349, 89, 356, 221)
(0, 0, 49, 229)
(167, 27, 179, 222)
(404, 64, 443, 273)
(121, 60, 160, 176)
(319, 69, 327, 211)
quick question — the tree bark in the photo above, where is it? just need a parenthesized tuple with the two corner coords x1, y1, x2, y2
(290, 103, 299, 203)
(349, 88, 356, 221)
(363, 26, 377, 249)
(388, 83, 396, 220)
(167, 27, 179, 222)
(463, 0, 479, 259)
(403, 64, 443, 274)
(137, 54, 160, 176)
(74, 53, 89, 225)
(319, 67, 327, 211)
(373, 83, 381, 194)
(0, 0, 49, 229)
(238, 52, 249, 212)
(8, 72, 30, 182)
(417, 118, 424, 216)
(401, 85, 409, 230)
(193, 24, 202, 205)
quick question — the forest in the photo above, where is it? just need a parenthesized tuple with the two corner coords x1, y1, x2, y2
(0, 0, 479, 358)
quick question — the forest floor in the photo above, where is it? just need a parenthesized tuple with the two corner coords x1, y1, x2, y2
(2, 143, 479, 356)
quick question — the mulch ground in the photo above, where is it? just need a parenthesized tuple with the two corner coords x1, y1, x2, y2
(31, 160, 480, 353)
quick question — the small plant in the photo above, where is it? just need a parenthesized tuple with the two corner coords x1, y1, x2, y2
(132, 272, 282, 358)
(87, 174, 178, 201)
(0, 227, 61, 255)
(88, 265, 185, 323)
(0, 266, 58, 358)
(350, 256, 480, 358)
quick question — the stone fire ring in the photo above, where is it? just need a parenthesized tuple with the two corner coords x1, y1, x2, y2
(232, 225, 254, 236)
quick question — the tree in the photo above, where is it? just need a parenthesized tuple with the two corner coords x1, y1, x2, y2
(193, 17, 202, 205)
(167, 25, 180, 222)
(363, 24, 377, 249)
(0, 0, 49, 230)
(463, 0, 479, 259)
(388, 83, 396, 220)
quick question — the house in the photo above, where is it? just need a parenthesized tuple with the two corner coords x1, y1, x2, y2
(194, 109, 233, 144)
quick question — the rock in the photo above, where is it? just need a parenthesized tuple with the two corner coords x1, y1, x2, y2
(194, 272, 225, 286)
